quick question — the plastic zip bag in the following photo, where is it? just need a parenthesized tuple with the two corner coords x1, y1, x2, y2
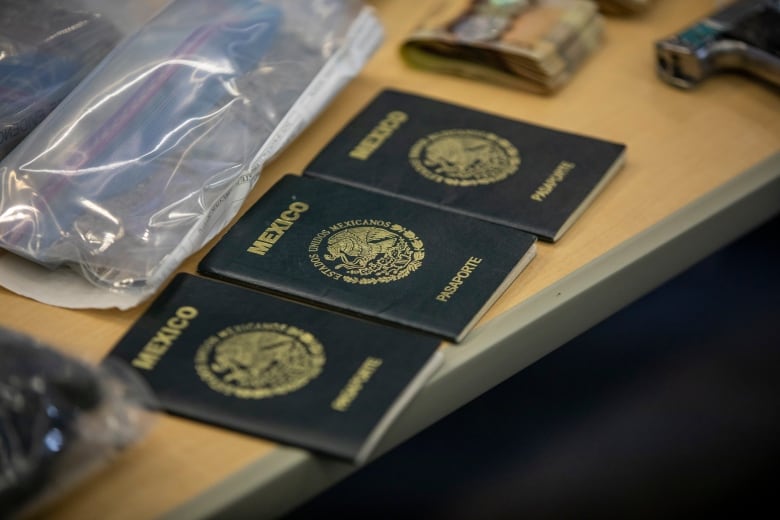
(0, 0, 383, 309)
(0, 0, 122, 160)
(0, 328, 157, 518)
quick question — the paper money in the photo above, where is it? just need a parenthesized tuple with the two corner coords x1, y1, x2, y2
(595, 0, 655, 15)
(401, 0, 604, 93)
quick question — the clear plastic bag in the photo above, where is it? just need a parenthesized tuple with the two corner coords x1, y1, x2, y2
(0, 0, 382, 309)
(0, 328, 157, 518)
(0, 0, 122, 160)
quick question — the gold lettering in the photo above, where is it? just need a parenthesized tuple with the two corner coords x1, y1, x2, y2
(289, 202, 309, 213)
(328, 219, 391, 232)
(280, 209, 301, 221)
(331, 357, 383, 411)
(131, 306, 199, 370)
(247, 240, 273, 256)
(176, 306, 199, 319)
(309, 253, 343, 280)
(167, 316, 188, 329)
(348, 111, 408, 160)
(308, 229, 331, 252)
(246, 202, 310, 256)
(531, 161, 576, 202)
(132, 351, 159, 371)
(436, 257, 483, 302)
(259, 230, 280, 244)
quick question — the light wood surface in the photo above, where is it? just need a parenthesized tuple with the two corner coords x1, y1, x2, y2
(2, 1, 778, 518)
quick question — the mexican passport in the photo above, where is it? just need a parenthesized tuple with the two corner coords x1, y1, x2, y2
(105, 273, 443, 464)
(304, 89, 626, 242)
(198, 174, 537, 342)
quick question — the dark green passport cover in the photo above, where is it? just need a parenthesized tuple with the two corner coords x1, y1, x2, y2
(303, 89, 626, 242)
(105, 273, 443, 464)
(198, 174, 537, 342)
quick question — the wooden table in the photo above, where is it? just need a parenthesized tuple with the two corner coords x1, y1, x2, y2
(3, 1, 778, 518)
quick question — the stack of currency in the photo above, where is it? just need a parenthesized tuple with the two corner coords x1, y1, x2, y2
(595, 0, 655, 15)
(401, 0, 604, 94)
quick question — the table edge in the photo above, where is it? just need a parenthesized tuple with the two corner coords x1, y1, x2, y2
(164, 150, 780, 520)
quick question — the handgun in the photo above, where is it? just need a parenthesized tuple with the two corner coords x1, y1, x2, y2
(655, 0, 780, 89)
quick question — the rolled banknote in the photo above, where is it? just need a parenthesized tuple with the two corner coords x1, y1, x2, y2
(401, 0, 604, 93)
(595, 0, 655, 15)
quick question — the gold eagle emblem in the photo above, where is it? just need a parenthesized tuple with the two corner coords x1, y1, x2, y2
(409, 129, 520, 186)
(195, 323, 325, 399)
(310, 222, 425, 284)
